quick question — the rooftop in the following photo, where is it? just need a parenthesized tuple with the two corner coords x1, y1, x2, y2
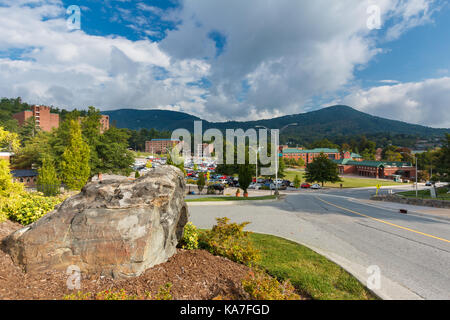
(333, 159, 413, 167)
(283, 148, 339, 154)
(11, 169, 38, 178)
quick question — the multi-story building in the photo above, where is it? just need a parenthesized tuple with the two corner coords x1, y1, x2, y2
(145, 139, 182, 154)
(13, 105, 60, 132)
(282, 148, 362, 164)
(100, 115, 110, 133)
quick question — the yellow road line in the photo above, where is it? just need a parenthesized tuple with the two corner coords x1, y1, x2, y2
(316, 197, 450, 244)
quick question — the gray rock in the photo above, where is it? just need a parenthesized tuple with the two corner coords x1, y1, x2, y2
(2, 166, 188, 278)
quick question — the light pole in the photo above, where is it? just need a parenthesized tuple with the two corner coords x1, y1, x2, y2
(249, 146, 263, 183)
(256, 123, 298, 195)
(415, 154, 418, 197)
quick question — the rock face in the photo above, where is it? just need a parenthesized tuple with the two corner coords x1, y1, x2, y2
(2, 166, 188, 278)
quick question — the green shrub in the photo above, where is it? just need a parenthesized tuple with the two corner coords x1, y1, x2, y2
(242, 269, 301, 300)
(199, 217, 260, 266)
(64, 283, 173, 300)
(4, 192, 64, 225)
(180, 222, 199, 250)
(153, 282, 173, 300)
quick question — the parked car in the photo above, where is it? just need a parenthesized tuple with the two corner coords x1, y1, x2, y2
(425, 181, 432, 186)
(268, 183, 287, 190)
(311, 184, 321, 189)
(248, 183, 262, 190)
(282, 180, 291, 187)
(301, 183, 311, 189)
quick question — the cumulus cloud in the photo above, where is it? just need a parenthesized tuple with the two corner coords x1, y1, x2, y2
(0, 0, 445, 127)
(338, 77, 450, 128)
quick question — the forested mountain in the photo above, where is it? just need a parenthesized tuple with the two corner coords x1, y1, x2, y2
(103, 105, 448, 147)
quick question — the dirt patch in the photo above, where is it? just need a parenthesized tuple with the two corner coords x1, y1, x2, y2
(0, 221, 250, 300)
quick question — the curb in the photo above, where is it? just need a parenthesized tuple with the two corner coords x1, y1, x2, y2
(186, 197, 283, 206)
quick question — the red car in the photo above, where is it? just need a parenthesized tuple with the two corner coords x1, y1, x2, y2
(301, 183, 311, 189)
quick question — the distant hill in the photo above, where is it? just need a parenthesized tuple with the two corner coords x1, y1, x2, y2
(103, 105, 448, 145)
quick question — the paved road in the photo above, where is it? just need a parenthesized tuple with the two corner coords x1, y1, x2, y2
(188, 191, 450, 300)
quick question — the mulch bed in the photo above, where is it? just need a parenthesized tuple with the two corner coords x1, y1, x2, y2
(0, 220, 250, 300)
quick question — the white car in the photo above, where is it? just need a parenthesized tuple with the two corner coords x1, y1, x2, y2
(248, 183, 262, 190)
(311, 184, 322, 189)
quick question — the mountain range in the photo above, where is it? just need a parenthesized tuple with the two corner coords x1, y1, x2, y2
(102, 105, 448, 145)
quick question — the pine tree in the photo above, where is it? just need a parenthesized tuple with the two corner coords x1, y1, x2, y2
(293, 175, 301, 188)
(60, 120, 90, 190)
(37, 156, 60, 196)
(197, 173, 206, 194)
(238, 164, 253, 194)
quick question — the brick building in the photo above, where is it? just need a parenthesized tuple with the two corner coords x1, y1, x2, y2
(335, 159, 417, 180)
(145, 139, 182, 154)
(0, 152, 13, 163)
(100, 115, 110, 133)
(11, 169, 38, 187)
(13, 105, 60, 132)
(282, 148, 362, 164)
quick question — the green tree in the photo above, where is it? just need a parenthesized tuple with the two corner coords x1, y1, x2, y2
(384, 150, 402, 162)
(0, 126, 20, 153)
(96, 127, 135, 176)
(293, 175, 301, 188)
(197, 173, 206, 194)
(238, 164, 253, 194)
(167, 148, 185, 175)
(18, 116, 40, 145)
(60, 120, 91, 190)
(81, 106, 102, 174)
(435, 133, 450, 181)
(304, 153, 342, 187)
(37, 155, 60, 196)
(12, 131, 52, 169)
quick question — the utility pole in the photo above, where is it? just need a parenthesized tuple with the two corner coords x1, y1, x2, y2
(415, 155, 418, 198)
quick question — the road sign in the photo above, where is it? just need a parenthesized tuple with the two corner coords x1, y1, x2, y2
(376, 184, 381, 195)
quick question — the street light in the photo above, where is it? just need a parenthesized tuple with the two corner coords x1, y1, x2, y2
(249, 145, 264, 183)
(255, 123, 298, 195)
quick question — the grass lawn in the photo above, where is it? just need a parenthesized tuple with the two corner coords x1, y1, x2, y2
(186, 195, 277, 202)
(249, 232, 377, 300)
(397, 187, 450, 200)
(283, 170, 407, 188)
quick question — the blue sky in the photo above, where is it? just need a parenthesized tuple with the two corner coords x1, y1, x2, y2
(0, 0, 449, 127)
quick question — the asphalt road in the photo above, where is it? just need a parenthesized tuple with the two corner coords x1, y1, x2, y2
(188, 190, 450, 300)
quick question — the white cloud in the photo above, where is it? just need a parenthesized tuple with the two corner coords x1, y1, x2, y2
(338, 77, 450, 128)
(0, 0, 445, 127)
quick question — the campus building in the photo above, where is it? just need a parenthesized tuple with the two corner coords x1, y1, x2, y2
(334, 159, 417, 180)
(145, 139, 182, 154)
(10, 169, 38, 187)
(282, 148, 363, 164)
(99, 115, 110, 133)
(13, 105, 60, 132)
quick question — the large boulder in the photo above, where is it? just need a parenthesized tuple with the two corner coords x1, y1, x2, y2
(1, 165, 188, 278)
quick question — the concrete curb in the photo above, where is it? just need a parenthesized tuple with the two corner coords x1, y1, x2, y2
(186, 198, 282, 206)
